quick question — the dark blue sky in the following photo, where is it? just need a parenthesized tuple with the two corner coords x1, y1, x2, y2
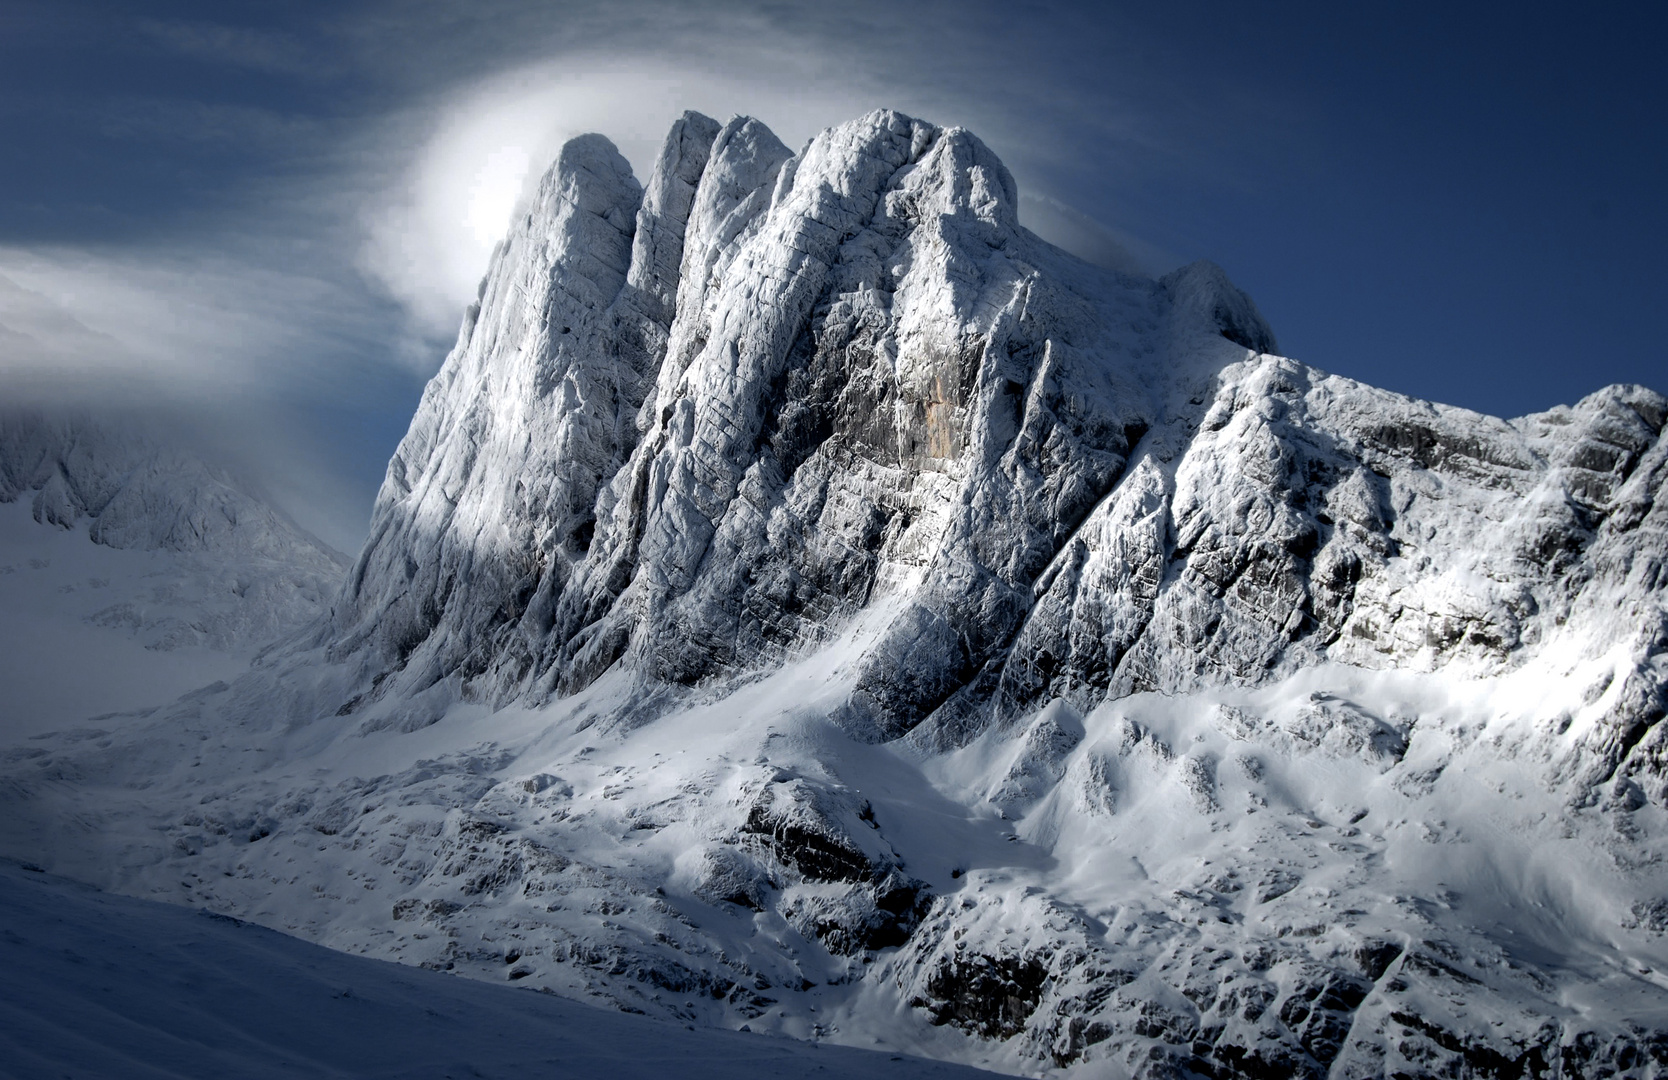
(1, 0, 1663, 546)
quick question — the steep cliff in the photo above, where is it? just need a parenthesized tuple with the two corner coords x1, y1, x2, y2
(328, 110, 1283, 740)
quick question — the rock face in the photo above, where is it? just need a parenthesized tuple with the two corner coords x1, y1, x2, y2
(3, 111, 1667, 1079)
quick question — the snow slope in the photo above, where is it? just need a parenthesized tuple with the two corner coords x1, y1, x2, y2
(3, 112, 1666, 1078)
(0, 858, 995, 1080)
(7, 609, 1666, 1076)
(0, 500, 251, 740)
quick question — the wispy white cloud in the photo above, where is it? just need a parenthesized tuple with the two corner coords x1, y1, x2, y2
(0, 246, 366, 400)
(136, 19, 329, 79)
(95, 97, 327, 148)
(0, 247, 411, 550)
(0, 272, 133, 396)
(1018, 193, 1181, 276)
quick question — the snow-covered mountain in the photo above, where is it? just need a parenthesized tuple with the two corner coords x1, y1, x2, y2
(4, 111, 1666, 1078)
(0, 409, 348, 738)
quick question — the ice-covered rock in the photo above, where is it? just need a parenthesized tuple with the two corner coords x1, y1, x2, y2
(317, 108, 1665, 802)
(325, 110, 1267, 739)
(3, 110, 1666, 1078)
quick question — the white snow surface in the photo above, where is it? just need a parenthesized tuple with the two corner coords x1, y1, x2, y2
(0, 858, 995, 1080)
(0, 499, 254, 740)
(3, 111, 1667, 1078)
(6, 613, 1668, 1075)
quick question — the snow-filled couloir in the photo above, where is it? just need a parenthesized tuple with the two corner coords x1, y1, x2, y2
(3, 110, 1665, 1079)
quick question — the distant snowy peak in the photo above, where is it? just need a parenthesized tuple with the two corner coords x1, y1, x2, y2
(0, 409, 343, 564)
(0, 408, 347, 651)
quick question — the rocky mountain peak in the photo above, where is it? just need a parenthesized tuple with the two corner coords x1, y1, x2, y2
(8, 110, 1664, 1080)
(329, 108, 1283, 738)
(320, 106, 1664, 784)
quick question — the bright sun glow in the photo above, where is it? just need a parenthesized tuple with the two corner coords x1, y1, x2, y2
(463, 145, 532, 250)
(361, 62, 868, 341)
